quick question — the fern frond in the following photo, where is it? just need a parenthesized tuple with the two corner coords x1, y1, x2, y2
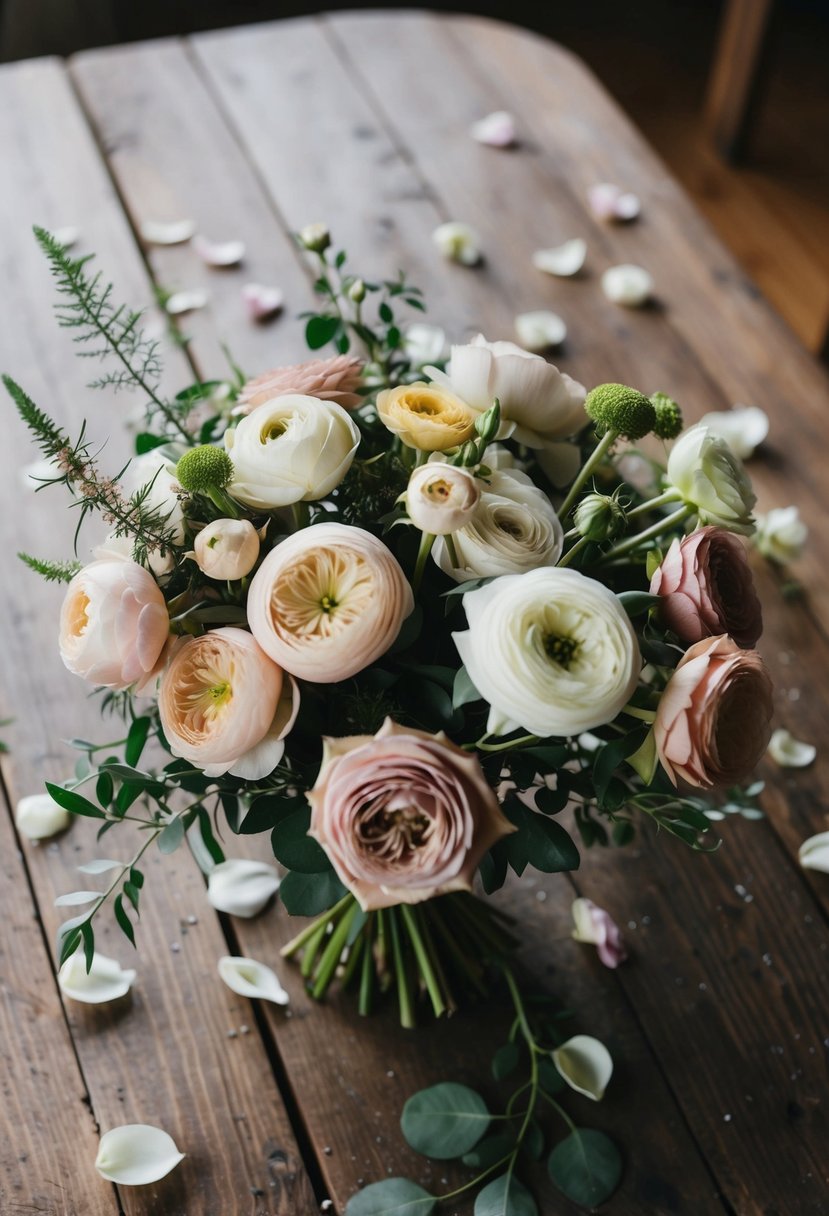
(18, 554, 82, 583)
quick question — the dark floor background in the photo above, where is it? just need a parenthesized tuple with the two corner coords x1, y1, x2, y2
(2, 0, 828, 354)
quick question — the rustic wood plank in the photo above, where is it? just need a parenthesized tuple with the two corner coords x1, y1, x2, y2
(703, 0, 775, 160)
(0, 57, 317, 1216)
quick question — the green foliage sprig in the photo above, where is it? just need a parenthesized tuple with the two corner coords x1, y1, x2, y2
(18, 553, 82, 583)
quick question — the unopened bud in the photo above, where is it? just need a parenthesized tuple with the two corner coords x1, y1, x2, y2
(299, 223, 331, 254)
(574, 492, 627, 541)
(348, 278, 366, 304)
(474, 400, 501, 445)
(176, 445, 234, 493)
(585, 383, 655, 441)
(650, 392, 683, 440)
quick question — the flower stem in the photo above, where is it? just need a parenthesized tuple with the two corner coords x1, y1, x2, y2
(411, 531, 435, 594)
(601, 504, 692, 562)
(464, 733, 540, 754)
(388, 908, 415, 1029)
(557, 429, 617, 520)
(400, 905, 446, 1018)
(625, 487, 682, 520)
(557, 535, 591, 569)
(445, 532, 460, 568)
(311, 901, 360, 999)
(207, 487, 242, 519)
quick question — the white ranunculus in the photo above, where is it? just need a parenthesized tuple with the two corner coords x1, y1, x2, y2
(453, 567, 640, 737)
(207, 858, 281, 917)
(754, 505, 808, 563)
(405, 463, 480, 536)
(433, 468, 563, 581)
(697, 405, 769, 460)
(59, 952, 136, 1003)
(225, 394, 360, 509)
(95, 1125, 185, 1185)
(427, 334, 586, 449)
(15, 793, 71, 840)
(667, 424, 756, 534)
(193, 518, 260, 581)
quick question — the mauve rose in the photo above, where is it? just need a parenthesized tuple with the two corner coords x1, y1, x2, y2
(308, 718, 514, 911)
(651, 526, 762, 648)
(654, 635, 773, 789)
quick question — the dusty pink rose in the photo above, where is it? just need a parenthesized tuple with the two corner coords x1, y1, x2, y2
(234, 354, 364, 414)
(651, 526, 762, 648)
(308, 718, 515, 910)
(571, 898, 627, 969)
(654, 635, 773, 789)
(59, 558, 169, 692)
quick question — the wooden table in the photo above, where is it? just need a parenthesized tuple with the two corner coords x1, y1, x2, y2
(1, 12, 828, 1215)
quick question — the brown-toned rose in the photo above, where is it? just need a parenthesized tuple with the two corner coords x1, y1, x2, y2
(234, 354, 363, 414)
(654, 635, 773, 789)
(307, 718, 514, 910)
(650, 526, 762, 648)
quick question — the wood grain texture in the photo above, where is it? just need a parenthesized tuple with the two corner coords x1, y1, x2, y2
(0, 57, 316, 1216)
(703, 0, 775, 159)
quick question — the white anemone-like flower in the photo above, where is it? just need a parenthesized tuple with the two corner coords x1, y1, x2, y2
(59, 953, 136, 1003)
(15, 792, 71, 840)
(95, 1125, 185, 1185)
(697, 405, 769, 461)
(218, 956, 289, 1005)
(453, 567, 640, 737)
(754, 505, 808, 563)
(667, 424, 756, 534)
(552, 1035, 613, 1101)
(207, 859, 281, 918)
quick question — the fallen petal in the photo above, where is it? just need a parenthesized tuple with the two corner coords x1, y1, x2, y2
(768, 728, 816, 769)
(697, 405, 769, 461)
(601, 264, 654, 307)
(515, 309, 567, 351)
(571, 897, 628, 968)
(799, 831, 829, 874)
(95, 1125, 184, 1185)
(193, 235, 246, 267)
(552, 1034, 614, 1101)
(532, 239, 587, 277)
(59, 952, 136, 1004)
(241, 282, 284, 321)
(588, 182, 641, 222)
(140, 218, 196, 245)
(15, 793, 71, 840)
(165, 289, 208, 315)
(218, 955, 289, 1005)
(469, 110, 517, 148)
(207, 859, 281, 918)
(52, 226, 80, 249)
(432, 221, 482, 266)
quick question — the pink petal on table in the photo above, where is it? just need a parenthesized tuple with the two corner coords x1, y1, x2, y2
(241, 283, 284, 322)
(588, 182, 641, 222)
(140, 218, 197, 245)
(572, 897, 628, 968)
(193, 235, 246, 267)
(469, 110, 517, 148)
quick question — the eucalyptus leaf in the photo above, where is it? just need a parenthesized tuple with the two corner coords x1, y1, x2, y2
(547, 1129, 622, 1206)
(271, 809, 330, 873)
(461, 1133, 514, 1170)
(491, 1042, 520, 1081)
(157, 816, 185, 855)
(345, 1178, 436, 1216)
(77, 859, 123, 875)
(474, 1174, 538, 1216)
(279, 869, 348, 916)
(401, 1083, 490, 1159)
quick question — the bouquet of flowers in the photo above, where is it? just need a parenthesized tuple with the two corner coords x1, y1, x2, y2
(8, 224, 777, 1212)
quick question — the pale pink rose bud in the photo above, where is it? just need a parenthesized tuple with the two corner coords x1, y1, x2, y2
(158, 627, 289, 778)
(571, 898, 627, 968)
(654, 635, 773, 789)
(308, 718, 515, 910)
(59, 558, 169, 692)
(247, 523, 413, 683)
(193, 519, 260, 581)
(651, 526, 762, 649)
(234, 354, 364, 414)
(404, 463, 480, 535)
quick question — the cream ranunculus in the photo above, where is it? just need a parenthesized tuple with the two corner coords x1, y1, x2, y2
(376, 382, 477, 451)
(225, 394, 360, 509)
(59, 558, 169, 692)
(404, 463, 480, 535)
(666, 424, 756, 534)
(427, 334, 586, 449)
(433, 468, 563, 581)
(247, 523, 413, 683)
(193, 519, 260, 581)
(453, 568, 640, 737)
(158, 627, 290, 779)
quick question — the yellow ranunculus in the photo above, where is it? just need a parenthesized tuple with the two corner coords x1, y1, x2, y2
(376, 381, 476, 451)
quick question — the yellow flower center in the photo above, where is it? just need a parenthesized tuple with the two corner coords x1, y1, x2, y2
(68, 590, 90, 638)
(260, 417, 289, 444)
(270, 546, 373, 641)
(425, 478, 452, 501)
(179, 656, 235, 732)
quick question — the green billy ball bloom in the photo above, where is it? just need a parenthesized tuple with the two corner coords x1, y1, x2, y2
(584, 383, 656, 441)
(176, 446, 235, 494)
(574, 491, 627, 542)
(650, 391, 683, 440)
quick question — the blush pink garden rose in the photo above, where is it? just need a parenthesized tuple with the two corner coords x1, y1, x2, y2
(651, 526, 762, 649)
(158, 627, 299, 779)
(234, 354, 364, 414)
(308, 718, 515, 910)
(59, 557, 169, 692)
(654, 635, 773, 789)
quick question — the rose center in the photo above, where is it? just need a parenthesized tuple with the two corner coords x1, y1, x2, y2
(544, 633, 579, 669)
(358, 800, 433, 862)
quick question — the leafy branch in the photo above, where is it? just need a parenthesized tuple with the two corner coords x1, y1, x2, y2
(18, 553, 82, 583)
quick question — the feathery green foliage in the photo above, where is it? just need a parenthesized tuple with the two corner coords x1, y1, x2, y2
(18, 553, 82, 583)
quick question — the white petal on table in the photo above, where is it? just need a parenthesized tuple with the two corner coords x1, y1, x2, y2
(59, 952, 136, 1004)
(140, 218, 196, 245)
(207, 859, 281, 918)
(768, 729, 816, 769)
(601, 264, 654, 307)
(588, 182, 641, 222)
(552, 1034, 613, 1101)
(95, 1125, 185, 1185)
(697, 405, 769, 461)
(800, 832, 829, 874)
(15, 792, 71, 840)
(193, 235, 246, 267)
(432, 221, 482, 266)
(241, 282, 285, 321)
(532, 238, 587, 277)
(165, 289, 208, 315)
(469, 110, 517, 147)
(514, 309, 567, 351)
(218, 955, 290, 1005)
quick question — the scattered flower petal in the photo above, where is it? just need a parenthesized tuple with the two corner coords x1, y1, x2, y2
(799, 832, 829, 874)
(15, 793, 70, 840)
(588, 182, 640, 222)
(754, 505, 808, 564)
(552, 1034, 614, 1101)
(514, 310, 567, 351)
(404, 323, 447, 366)
(241, 282, 284, 321)
(95, 1125, 184, 1185)
(698, 405, 769, 461)
(52, 226, 79, 249)
(165, 290, 208, 315)
(218, 955, 289, 1005)
(193, 235, 246, 267)
(768, 729, 816, 769)
(602, 264, 654, 307)
(469, 110, 517, 148)
(140, 219, 196, 246)
(207, 858, 281, 918)
(571, 898, 628, 968)
(532, 239, 587, 277)
(59, 952, 136, 1003)
(432, 221, 482, 266)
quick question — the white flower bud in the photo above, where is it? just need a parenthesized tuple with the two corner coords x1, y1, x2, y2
(347, 277, 366, 303)
(15, 793, 71, 840)
(193, 519, 260, 581)
(667, 424, 755, 534)
(404, 463, 481, 536)
(299, 222, 330, 253)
